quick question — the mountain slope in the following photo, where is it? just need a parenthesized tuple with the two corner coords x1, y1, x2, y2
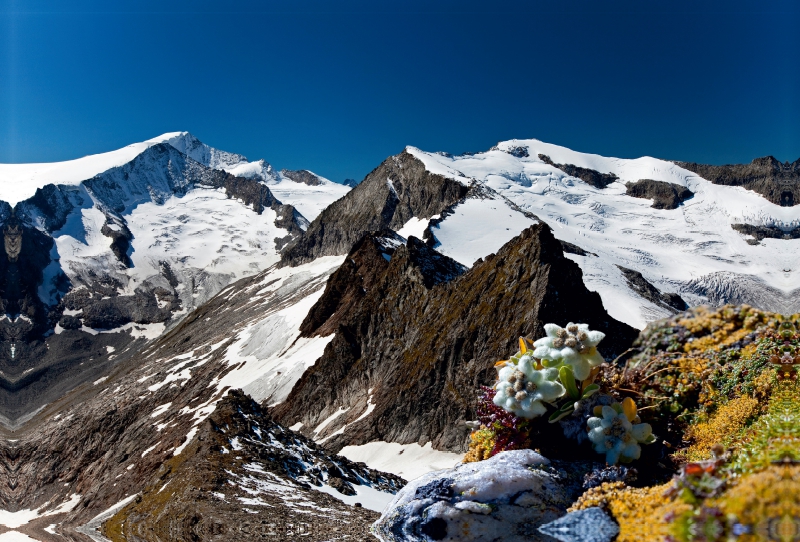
(273, 224, 637, 452)
(0, 134, 348, 423)
(103, 390, 403, 541)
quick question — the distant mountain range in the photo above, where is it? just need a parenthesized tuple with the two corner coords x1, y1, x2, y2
(0, 133, 797, 540)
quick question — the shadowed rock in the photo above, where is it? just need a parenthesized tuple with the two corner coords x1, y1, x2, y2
(676, 156, 800, 206)
(538, 154, 619, 189)
(625, 179, 694, 209)
(616, 265, 688, 312)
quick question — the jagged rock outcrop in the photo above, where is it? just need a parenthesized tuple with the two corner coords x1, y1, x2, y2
(625, 179, 694, 209)
(280, 169, 325, 185)
(616, 266, 688, 313)
(538, 154, 619, 189)
(560, 240, 597, 257)
(280, 150, 471, 266)
(105, 390, 403, 541)
(273, 224, 638, 452)
(676, 156, 800, 206)
(731, 223, 800, 244)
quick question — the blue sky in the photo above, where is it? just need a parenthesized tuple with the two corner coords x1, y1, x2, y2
(1, 0, 799, 182)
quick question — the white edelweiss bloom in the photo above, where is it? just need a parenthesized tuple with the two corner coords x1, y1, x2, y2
(493, 361, 565, 419)
(532, 322, 606, 380)
(586, 402, 654, 465)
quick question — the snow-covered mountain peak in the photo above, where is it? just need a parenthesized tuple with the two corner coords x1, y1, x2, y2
(155, 131, 249, 169)
(406, 139, 800, 328)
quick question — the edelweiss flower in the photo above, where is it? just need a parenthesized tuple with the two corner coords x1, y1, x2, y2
(586, 399, 654, 465)
(493, 354, 565, 418)
(532, 322, 605, 380)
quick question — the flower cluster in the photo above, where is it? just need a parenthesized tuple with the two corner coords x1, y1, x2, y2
(587, 399, 655, 465)
(493, 355, 565, 418)
(533, 323, 606, 380)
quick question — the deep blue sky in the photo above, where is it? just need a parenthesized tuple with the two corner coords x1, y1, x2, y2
(1, 0, 799, 182)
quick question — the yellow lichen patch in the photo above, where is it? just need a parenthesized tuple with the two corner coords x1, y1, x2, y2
(463, 426, 495, 463)
(570, 481, 689, 542)
(679, 395, 759, 462)
(714, 465, 800, 541)
(751, 367, 777, 404)
(685, 326, 754, 353)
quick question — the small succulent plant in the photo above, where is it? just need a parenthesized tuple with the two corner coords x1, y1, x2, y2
(587, 398, 655, 464)
(533, 323, 606, 380)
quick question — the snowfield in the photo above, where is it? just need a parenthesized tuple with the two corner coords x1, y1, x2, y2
(407, 140, 800, 328)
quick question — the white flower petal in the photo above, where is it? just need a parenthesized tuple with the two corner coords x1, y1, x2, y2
(601, 405, 617, 419)
(585, 349, 605, 367)
(497, 366, 514, 381)
(543, 367, 560, 380)
(518, 355, 535, 375)
(621, 442, 641, 461)
(606, 448, 621, 465)
(544, 323, 563, 338)
(524, 400, 547, 418)
(631, 423, 653, 442)
(560, 348, 580, 364)
(533, 345, 552, 359)
(536, 380, 565, 402)
(585, 330, 605, 346)
(569, 359, 592, 381)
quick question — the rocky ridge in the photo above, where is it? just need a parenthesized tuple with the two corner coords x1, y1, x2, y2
(104, 390, 404, 541)
(274, 224, 637, 452)
(676, 155, 800, 206)
(280, 151, 472, 266)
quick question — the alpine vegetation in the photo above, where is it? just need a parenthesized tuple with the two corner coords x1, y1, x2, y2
(469, 324, 655, 465)
(378, 309, 800, 542)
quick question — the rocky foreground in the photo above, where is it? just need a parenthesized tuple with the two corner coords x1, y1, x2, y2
(374, 305, 800, 542)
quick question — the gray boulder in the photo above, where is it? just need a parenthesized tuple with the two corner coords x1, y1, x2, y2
(538, 507, 619, 542)
(372, 450, 580, 542)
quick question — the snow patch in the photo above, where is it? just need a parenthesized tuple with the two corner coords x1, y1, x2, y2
(339, 441, 464, 481)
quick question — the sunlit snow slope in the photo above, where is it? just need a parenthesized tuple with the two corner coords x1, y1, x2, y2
(223, 161, 350, 221)
(404, 141, 800, 329)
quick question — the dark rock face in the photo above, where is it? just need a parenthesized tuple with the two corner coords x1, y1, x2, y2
(616, 265, 688, 312)
(732, 223, 800, 245)
(560, 240, 597, 257)
(676, 156, 800, 206)
(105, 390, 403, 541)
(538, 154, 619, 189)
(280, 168, 324, 185)
(100, 217, 134, 267)
(341, 178, 361, 187)
(274, 224, 637, 452)
(280, 151, 471, 266)
(625, 179, 694, 209)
